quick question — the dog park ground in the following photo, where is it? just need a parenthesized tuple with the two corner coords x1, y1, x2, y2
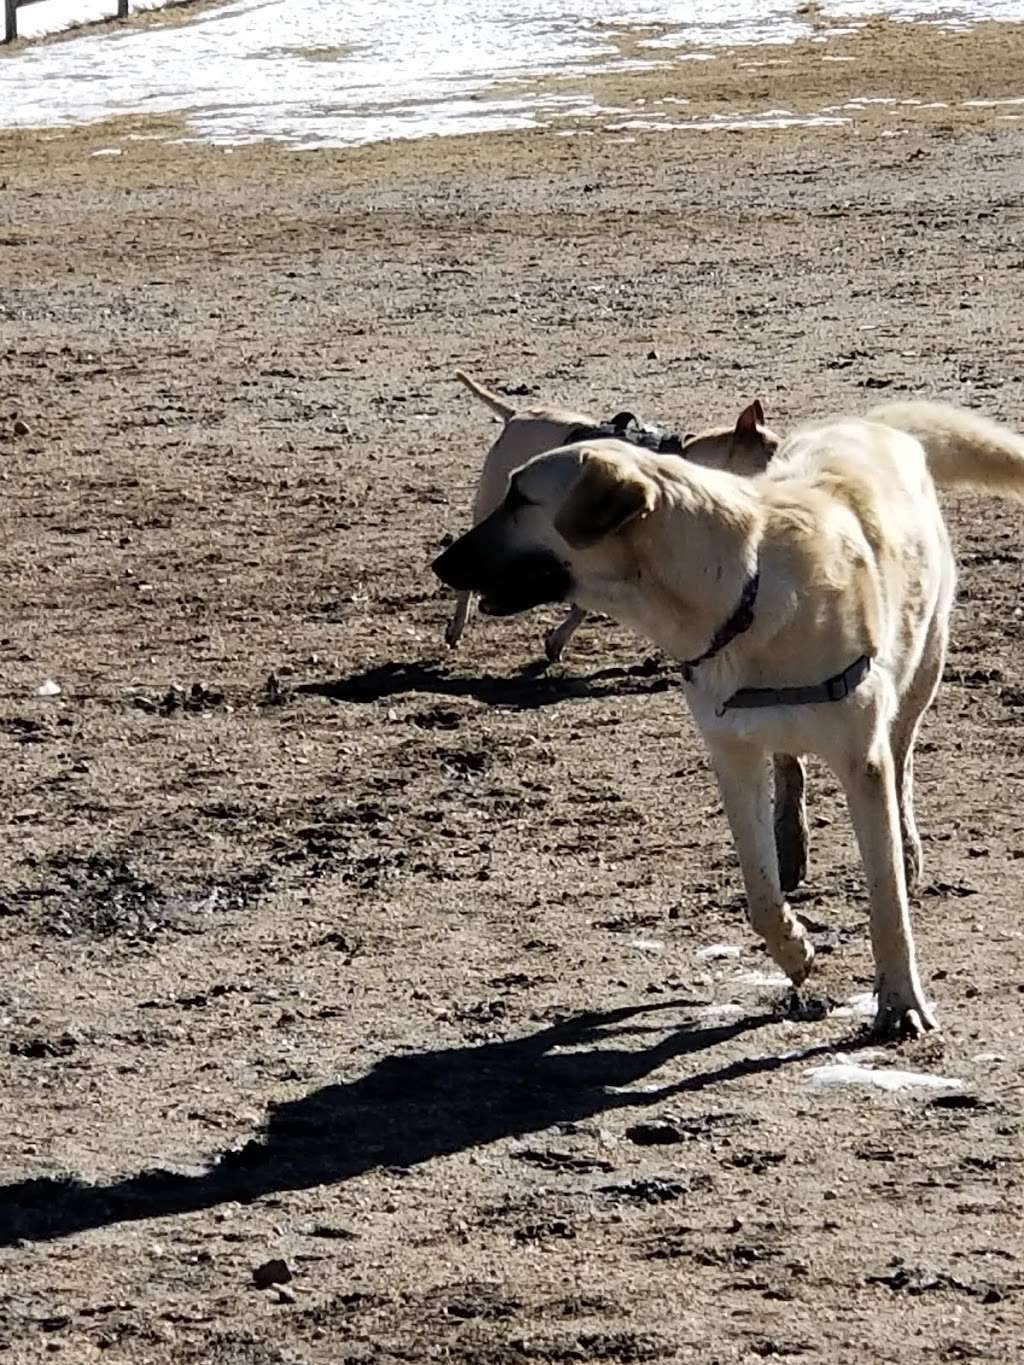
(1, 16, 1023, 1364)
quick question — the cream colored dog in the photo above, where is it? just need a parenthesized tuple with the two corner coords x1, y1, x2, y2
(434, 399, 1024, 1037)
(445, 371, 779, 661)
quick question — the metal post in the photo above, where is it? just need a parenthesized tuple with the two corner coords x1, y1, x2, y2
(117, 0, 128, 16)
(3, 0, 17, 45)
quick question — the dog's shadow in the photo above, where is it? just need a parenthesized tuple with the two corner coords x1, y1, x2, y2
(0, 1001, 852, 1247)
(297, 658, 674, 710)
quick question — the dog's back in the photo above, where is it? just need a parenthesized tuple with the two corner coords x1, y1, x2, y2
(472, 406, 597, 522)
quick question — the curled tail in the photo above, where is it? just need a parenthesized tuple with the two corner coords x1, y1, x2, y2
(454, 370, 516, 423)
(868, 400, 1024, 497)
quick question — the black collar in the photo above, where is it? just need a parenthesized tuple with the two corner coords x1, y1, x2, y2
(680, 571, 760, 682)
(679, 570, 874, 711)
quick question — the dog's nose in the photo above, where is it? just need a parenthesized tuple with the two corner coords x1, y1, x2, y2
(432, 539, 476, 591)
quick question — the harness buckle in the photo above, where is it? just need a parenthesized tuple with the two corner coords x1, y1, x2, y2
(825, 674, 848, 702)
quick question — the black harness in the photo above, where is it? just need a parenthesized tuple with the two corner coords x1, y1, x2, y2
(564, 412, 686, 456)
(680, 570, 873, 712)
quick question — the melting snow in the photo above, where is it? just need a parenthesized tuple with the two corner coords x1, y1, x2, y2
(696, 943, 742, 961)
(805, 1054, 963, 1092)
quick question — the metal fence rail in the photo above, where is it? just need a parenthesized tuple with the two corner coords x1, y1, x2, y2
(4, 0, 129, 43)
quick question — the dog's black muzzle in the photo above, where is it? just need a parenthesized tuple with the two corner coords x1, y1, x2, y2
(433, 528, 571, 617)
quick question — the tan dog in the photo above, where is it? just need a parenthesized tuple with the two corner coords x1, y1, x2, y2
(445, 371, 779, 661)
(434, 400, 1024, 1037)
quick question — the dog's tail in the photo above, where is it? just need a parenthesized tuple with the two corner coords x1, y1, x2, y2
(868, 400, 1024, 498)
(454, 370, 517, 423)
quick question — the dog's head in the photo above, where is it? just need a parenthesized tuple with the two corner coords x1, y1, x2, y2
(681, 400, 780, 476)
(433, 440, 659, 618)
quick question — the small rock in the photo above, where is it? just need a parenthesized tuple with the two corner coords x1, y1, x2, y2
(927, 1094, 991, 1112)
(261, 672, 291, 706)
(272, 1286, 297, 1304)
(646, 348, 659, 360)
(299, 1222, 357, 1241)
(11, 1033, 78, 1059)
(252, 1258, 292, 1290)
(13, 418, 30, 437)
(39, 1314, 71, 1331)
(36, 679, 61, 698)
(625, 1120, 685, 1146)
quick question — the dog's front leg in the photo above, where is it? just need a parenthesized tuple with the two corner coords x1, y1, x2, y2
(445, 590, 473, 648)
(544, 605, 587, 663)
(837, 743, 937, 1037)
(708, 739, 815, 986)
(773, 754, 809, 893)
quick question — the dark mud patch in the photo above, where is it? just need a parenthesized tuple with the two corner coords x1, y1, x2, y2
(4, 852, 272, 941)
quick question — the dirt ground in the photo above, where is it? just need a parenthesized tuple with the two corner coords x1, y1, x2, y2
(1, 17, 1023, 1365)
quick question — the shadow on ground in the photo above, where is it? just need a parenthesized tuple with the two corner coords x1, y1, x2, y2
(0, 1001, 853, 1247)
(297, 658, 675, 710)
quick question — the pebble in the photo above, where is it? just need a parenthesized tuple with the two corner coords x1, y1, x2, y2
(251, 1258, 293, 1289)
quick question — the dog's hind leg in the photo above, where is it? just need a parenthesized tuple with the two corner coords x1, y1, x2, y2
(544, 605, 587, 663)
(709, 740, 815, 985)
(893, 743, 922, 892)
(837, 739, 937, 1037)
(445, 590, 473, 648)
(890, 620, 948, 892)
(773, 754, 809, 893)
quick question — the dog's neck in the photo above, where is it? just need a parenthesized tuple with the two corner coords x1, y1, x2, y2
(604, 466, 763, 664)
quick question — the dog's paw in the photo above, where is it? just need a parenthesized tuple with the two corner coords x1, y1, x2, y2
(872, 984, 939, 1040)
(772, 931, 815, 988)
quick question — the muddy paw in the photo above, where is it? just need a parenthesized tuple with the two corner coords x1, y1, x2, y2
(772, 932, 815, 988)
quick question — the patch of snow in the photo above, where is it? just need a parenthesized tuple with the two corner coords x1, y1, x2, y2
(13, 0, 174, 39)
(694, 1002, 745, 1019)
(805, 1054, 962, 1093)
(734, 969, 791, 989)
(695, 943, 742, 962)
(628, 938, 663, 954)
(833, 991, 877, 1019)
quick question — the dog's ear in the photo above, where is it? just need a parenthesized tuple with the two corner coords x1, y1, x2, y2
(734, 400, 766, 439)
(553, 453, 657, 550)
(729, 401, 779, 474)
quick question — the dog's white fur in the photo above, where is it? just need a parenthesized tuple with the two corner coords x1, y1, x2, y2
(446, 370, 778, 660)
(435, 400, 1024, 1036)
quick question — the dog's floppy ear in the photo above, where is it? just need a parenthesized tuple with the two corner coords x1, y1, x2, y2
(734, 399, 766, 439)
(553, 453, 657, 550)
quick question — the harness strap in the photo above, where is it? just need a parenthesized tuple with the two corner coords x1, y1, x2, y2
(721, 654, 872, 712)
(564, 415, 685, 456)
